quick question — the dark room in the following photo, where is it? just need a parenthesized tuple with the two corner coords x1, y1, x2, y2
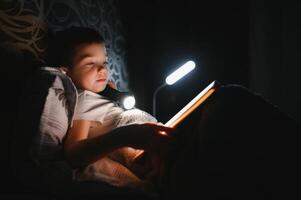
(1, 0, 300, 199)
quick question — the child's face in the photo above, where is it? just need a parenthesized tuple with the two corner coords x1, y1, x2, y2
(66, 42, 109, 93)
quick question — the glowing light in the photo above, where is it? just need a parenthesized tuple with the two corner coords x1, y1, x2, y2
(122, 96, 135, 110)
(159, 131, 168, 135)
(165, 60, 196, 85)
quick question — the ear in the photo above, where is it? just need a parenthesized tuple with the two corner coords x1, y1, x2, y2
(59, 67, 69, 75)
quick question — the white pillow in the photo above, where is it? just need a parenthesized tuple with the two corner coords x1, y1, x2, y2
(32, 67, 78, 161)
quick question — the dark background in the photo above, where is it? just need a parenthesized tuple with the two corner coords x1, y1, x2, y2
(118, 0, 301, 124)
(1, 0, 301, 124)
(1, 0, 301, 195)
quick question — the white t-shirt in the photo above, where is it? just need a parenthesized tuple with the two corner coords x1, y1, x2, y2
(73, 89, 157, 188)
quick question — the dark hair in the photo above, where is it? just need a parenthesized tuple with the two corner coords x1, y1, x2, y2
(46, 26, 105, 68)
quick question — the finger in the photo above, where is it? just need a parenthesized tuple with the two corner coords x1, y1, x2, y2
(158, 130, 168, 136)
(155, 126, 175, 137)
(145, 123, 174, 132)
(107, 80, 117, 89)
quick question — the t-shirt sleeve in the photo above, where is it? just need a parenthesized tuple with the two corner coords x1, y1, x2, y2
(74, 91, 158, 127)
(115, 108, 158, 128)
(73, 91, 118, 123)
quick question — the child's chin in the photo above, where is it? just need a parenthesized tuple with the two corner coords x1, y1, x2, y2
(92, 86, 106, 93)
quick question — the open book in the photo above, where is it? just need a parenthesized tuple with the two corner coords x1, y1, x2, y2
(133, 80, 220, 161)
(164, 80, 220, 128)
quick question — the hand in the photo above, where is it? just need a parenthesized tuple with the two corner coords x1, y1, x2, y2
(107, 80, 117, 90)
(122, 123, 175, 179)
(124, 123, 175, 153)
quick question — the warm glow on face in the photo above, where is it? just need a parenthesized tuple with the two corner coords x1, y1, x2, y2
(68, 43, 109, 93)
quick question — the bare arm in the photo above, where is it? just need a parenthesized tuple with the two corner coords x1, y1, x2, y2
(64, 120, 127, 168)
(64, 120, 174, 168)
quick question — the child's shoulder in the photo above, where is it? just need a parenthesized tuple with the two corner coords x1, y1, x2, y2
(78, 89, 100, 97)
(77, 90, 102, 102)
(77, 89, 111, 107)
(38, 67, 76, 91)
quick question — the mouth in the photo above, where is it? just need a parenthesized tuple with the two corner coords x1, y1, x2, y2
(96, 78, 107, 83)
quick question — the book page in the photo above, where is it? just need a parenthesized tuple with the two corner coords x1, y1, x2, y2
(133, 81, 219, 161)
(165, 80, 219, 128)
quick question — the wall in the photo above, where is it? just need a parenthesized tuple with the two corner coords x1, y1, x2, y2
(250, 0, 301, 123)
(0, 0, 128, 90)
(119, 0, 301, 124)
(119, 0, 250, 122)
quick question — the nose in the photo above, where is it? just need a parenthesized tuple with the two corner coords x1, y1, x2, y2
(97, 66, 108, 77)
(97, 66, 106, 73)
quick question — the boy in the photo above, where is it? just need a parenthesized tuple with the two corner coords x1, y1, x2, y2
(56, 27, 165, 190)
(12, 26, 300, 200)
(11, 27, 173, 199)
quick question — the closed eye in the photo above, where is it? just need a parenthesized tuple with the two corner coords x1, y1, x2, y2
(85, 62, 95, 67)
